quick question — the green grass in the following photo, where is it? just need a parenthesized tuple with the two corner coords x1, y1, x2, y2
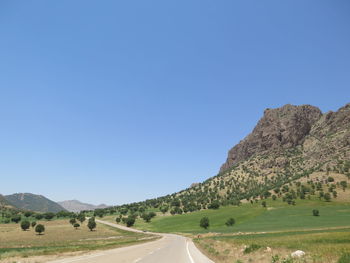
(197, 227, 350, 262)
(131, 199, 350, 234)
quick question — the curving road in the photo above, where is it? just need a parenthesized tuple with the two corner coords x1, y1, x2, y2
(48, 219, 214, 263)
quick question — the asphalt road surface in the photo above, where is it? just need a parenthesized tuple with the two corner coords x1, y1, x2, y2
(48, 219, 214, 263)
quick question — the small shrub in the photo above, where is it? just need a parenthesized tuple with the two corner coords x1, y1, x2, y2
(312, 209, 320, 216)
(327, 176, 334, 182)
(200, 217, 209, 229)
(244, 244, 261, 254)
(225, 218, 235, 227)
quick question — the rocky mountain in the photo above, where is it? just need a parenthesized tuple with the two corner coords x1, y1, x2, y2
(58, 200, 108, 213)
(4, 193, 66, 213)
(220, 103, 350, 173)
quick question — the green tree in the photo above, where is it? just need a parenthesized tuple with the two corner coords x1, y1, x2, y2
(340, 181, 347, 191)
(44, 212, 55, 220)
(200, 217, 209, 229)
(35, 214, 43, 220)
(312, 209, 320, 216)
(141, 213, 152, 223)
(31, 221, 37, 228)
(327, 177, 334, 182)
(74, 223, 80, 229)
(87, 217, 96, 231)
(20, 220, 30, 231)
(261, 201, 267, 208)
(208, 200, 220, 209)
(160, 206, 169, 214)
(324, 193, 331, 202)
(35, 224, 45, 235)
(11, 215, 21, 223)
(77, 214, 86, 225)
(24, 211, 33, 218)
(225, 218, 235, 227)
(69, 218, 77, 225)
(126, 216, 135, 227)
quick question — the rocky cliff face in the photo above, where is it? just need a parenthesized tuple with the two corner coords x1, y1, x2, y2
(220, 103, 349, 173)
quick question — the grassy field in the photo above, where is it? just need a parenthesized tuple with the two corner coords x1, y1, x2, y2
(0, 219, 156, 262)
(103, 198, 350, 262)
(195, 227, 350, 263)
(119, 199, 350, 234)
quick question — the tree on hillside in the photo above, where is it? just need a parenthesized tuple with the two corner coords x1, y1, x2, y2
(24, 211, 33, 218)
(200, 217, 209, 229)
(21, 220, 30, 231)
(261, 201, 267, 207)
(126, 216, 135, 227)
(35, 224, 45, 235)
(208, 200, 220, 209)
(35, 214, 43, 220)
(141, 213, 152, 223)
(44, 212, 55, 220)
(225, 218, 235, 227)
(340, 181, 347, 191)
(69, 218, 77, 225)
(11, 215, 21, 223)
(324, 193, 331, 202)
(77, 214, 86, 225)
(31, 221, 37, 228)
(312, 209, 319, 216)
(74, 223, 80, 230)
(327, 177, 334, 182)
(87, 217, 96, 231)
(160, 205, 169, 214)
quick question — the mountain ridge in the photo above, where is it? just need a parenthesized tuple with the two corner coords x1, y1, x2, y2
(4, 193, 66, 213)
(220, 103, 349, 174)
(58, 200, 109, 213)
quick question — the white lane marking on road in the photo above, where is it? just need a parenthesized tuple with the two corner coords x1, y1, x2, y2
(52, 253, 105, 263)
(133, 257, 142, 263)
(186, 240, 195, 263)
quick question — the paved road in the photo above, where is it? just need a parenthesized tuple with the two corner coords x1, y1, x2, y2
(48, 219, 214, 263)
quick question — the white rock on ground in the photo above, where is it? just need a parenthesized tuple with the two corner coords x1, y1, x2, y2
(291, 250, 306, 258)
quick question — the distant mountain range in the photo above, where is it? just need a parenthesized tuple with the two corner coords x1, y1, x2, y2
(0, 192, 108, 213)
(0, 194, 13, 208)
(4, 193, 66, 213)
(58, 200, 109, 213)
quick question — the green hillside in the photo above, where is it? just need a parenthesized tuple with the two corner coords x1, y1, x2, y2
(130, 199, 350, 234)
(4, 193, 66, 213)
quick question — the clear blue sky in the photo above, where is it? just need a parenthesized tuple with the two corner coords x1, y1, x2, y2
(1, 1, 349, 205)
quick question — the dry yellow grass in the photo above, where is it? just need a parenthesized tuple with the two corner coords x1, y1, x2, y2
(0, 219, 155, 261)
